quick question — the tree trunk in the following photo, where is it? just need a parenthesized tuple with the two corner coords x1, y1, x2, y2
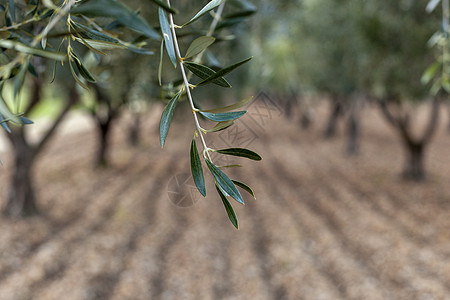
(402, 142, 425, 181)
(346, 110, 359, 156)
(324, 96, 343, 138)
(378, 98, 440, 182)
(95, 119, 112, 168)
(300, 109, 313, 129)
(3, 131, 37, 217)
(346, 98, 362, 156)
(128, 115, 141, 147)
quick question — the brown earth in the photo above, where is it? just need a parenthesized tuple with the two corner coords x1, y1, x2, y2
(0, 98, 449, 300)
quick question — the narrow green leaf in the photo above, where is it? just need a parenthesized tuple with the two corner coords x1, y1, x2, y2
(214, 148, 262, 161)
(206, 120, 234, 132)
(185, 36, 216, 59)
(206, 159, 244, 204)
(183, 61, 231, 87)
(71, 52, 96, 83)
(421, 61, 440, 85)
(203, 96, 253, 113)
(190, 138, 206, 196)
(51, 40, 65, 84)
(68, 58, 89, 90)
(426, 0, 441, 13)
(13, 62, 27, 101)
(182, 0, 225, 27)
(198, 110, 246, 122)
(150, 0, 178, 14)
(19, 116, 34, 125)
(70, 21, 120, 44)
(72, 0, 160, 40)
(158, 39, 164, 86)
(159, 92, 181, 147)
(159, 7, 177, 68)
(75, 38, 127, 51)
(0, 114, 11, 133)
(216, 185, 239, 229)
(197, 57, 252, 86)
(8, 0, 15, 22)
(232, 180, 256, 199)
(0, 84, 21, 125)
(217, 164, 242, 168)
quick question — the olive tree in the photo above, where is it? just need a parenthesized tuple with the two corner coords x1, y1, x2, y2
(359, 0, 441, 180)
(0, 0, 258, 228)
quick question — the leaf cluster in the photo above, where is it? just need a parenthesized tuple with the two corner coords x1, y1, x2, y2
(157, 0, 258, 229)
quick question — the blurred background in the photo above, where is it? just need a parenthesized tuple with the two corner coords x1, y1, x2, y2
(0, 0, 450, 299)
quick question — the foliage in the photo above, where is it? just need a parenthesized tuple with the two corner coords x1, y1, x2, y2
(0, 0, 257, 228)
(158, 0, 258, 229)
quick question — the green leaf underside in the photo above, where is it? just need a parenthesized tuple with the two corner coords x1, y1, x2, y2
(150, 0, 178, 14)
(159, 7, 178, 68)
(197, 57, 252, 86)
(0, 40, 66, 61)
(183, 0, 225, 27)
(232, 180, 256, 199)
(190, 139, 206, 196)
(159, 92, 181, 147)
(206, 120, 234, 132)
(206, 159, 244, 204)
(71, 52, 96, 83)
(185, 36, 216, 59)
(215, 148, 262, 161)
(203, 96, 253, 113)
(75, 38, 126, 51)
(183, 61, 230, 87)
(198, 110, 246, 122)
(216, 185, 239, 229)
(70, 21, 120, 44)
(72, 0, 160, 39)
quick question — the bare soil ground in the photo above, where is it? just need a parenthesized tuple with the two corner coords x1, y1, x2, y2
(0, 98, 449, 300)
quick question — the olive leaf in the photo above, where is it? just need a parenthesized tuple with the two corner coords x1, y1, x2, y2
(182, 0, 225, 27)
(232, 180, 256, 199)
(214, 148, 262, 161)
(197, 57, 252, 86)
(191, 138, 206, 196)
(72, 0, 160, 40)
(206, 159, 244, 204)
(198, 110, 246, 122)
(183, 61, 230, 87)
(216, 185, 239, 229)
(184, 36, 216, 59)
(159, 7, 177, 68)
(159, 92, 181, 147)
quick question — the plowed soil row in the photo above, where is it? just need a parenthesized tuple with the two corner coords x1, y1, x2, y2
(0, 101, 449, 300)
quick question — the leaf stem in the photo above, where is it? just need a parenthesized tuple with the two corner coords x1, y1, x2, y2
(165, 0, 212, 161)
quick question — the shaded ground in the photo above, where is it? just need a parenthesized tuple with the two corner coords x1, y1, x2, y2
(0, 99, 449, 300)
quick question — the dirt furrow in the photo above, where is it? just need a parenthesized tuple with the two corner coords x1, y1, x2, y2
(0, 154, 170, 300)
(270, 148, 450, 300)
(255, 158, 391, 300)
(304, 145, 450, 290)
(32, 157, 176, 300)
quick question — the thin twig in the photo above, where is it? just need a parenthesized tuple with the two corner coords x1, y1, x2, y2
(165, 0, 213, 161)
